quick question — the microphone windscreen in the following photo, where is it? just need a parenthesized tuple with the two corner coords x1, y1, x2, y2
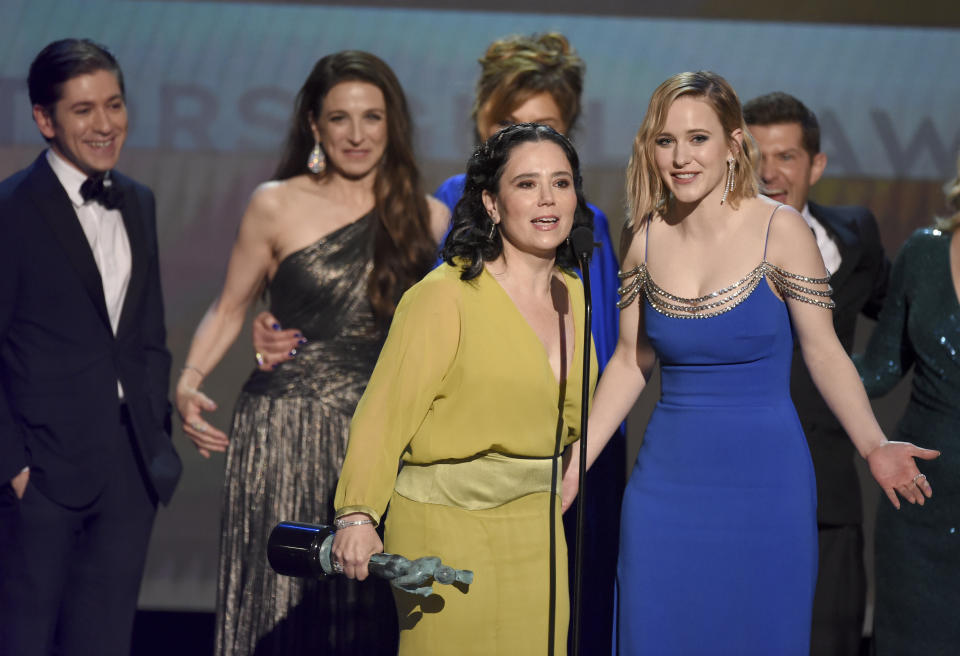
(569, 226, 595, 262)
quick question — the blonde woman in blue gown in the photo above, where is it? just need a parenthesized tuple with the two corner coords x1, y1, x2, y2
(562, 71, 938, 655)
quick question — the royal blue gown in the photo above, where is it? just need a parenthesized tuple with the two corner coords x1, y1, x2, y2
(615, 212, 823, 655)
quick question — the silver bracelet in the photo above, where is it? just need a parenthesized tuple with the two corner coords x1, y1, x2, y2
(181, 364, 206, 378)
(335, 517, 373, 530)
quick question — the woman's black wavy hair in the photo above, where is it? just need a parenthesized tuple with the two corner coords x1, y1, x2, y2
(442, 122, 594, 280)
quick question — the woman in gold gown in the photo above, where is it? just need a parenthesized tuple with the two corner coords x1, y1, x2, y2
(173, 51, 447, 655)
(332, 123, 596, 655)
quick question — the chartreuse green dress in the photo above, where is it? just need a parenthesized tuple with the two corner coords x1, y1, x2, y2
(335, 262, 596, 655)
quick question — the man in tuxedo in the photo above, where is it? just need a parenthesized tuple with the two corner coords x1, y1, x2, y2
(0, 39, 180, 655)
(744, 92, 890, 655)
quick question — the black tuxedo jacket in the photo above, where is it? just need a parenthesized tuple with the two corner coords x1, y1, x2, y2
(790, 201, 889, 525)
(0, 153, 180, 506)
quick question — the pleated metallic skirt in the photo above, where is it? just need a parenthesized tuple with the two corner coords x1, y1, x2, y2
(214, 391, 397, 656)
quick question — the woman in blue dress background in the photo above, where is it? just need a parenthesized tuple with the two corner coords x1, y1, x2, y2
(563, 71, 938, 655)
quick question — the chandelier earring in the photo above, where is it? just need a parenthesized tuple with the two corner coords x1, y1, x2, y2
(307, 140, 326, 174)
(720, 158, 735, 206)
(487, 218, 498, 240)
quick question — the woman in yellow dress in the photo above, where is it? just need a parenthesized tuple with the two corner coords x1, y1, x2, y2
(331, 123, 597, 655)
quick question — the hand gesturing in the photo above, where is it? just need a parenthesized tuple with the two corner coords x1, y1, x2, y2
(866, 441, 940, 509)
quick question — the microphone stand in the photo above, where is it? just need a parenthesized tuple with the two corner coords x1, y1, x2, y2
(568, 226, 594, 656)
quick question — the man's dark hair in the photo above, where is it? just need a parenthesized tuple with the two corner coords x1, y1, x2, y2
(28, 39, 124, 109)
(743, 91, 820, 156)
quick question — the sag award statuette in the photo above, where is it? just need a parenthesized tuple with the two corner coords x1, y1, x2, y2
(267, 521, 474, 597)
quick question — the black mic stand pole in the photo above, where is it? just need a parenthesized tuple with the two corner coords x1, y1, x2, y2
(568, 226, 594, 656)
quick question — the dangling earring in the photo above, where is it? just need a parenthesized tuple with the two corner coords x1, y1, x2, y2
(307, 141, 326, 174)
(720, 158, 735, 206)
(487, 219, 498, 240)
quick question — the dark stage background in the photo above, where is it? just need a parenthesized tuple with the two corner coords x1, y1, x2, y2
(1, 0, 957, 636)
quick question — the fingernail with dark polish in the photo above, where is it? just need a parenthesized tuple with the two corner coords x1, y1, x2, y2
(272, 323, 281, 330)
(294, 332, 302, 338)
(298, 338, 308, 344)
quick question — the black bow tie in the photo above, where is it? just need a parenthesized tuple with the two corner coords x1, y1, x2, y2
(80, 172, 123, 210)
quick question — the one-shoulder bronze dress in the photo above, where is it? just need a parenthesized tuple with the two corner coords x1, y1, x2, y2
(215, 211, 396, 655)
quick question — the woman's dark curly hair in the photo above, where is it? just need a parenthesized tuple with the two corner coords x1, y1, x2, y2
(442, 123, 593, 280)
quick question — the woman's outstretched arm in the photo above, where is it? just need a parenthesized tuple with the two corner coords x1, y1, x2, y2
(175, 184, 280, 457)
(765, 206, 939, 509)
(562, 233, 657, 512)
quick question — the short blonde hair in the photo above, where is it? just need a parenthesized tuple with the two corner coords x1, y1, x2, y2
(625, 71, 759, 232)
(935, 150, 960, 231)
(472, 33, 585, 140)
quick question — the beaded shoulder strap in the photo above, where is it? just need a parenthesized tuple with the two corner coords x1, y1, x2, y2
(762, 263, 835, 309)
(761, 204, 836, 310)
(616, 205, 835, 317)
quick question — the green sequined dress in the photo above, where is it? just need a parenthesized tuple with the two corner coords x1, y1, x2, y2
(854, 227, 960, 655)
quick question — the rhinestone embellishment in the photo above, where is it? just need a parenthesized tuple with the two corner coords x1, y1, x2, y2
(617, 261, 835, 318)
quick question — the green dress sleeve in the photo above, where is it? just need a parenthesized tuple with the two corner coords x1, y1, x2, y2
(853, 234, 916, 397)
(334, 276, 461, 525)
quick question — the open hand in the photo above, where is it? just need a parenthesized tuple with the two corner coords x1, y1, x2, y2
(175, 383, 228, 458)
(866, 441, 940, 509)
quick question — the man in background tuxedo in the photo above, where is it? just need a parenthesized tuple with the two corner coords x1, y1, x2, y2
(0, 39, 180, 656)
(744, 92, 890, 656)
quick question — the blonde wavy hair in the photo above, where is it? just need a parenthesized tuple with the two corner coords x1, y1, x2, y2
(935, 150, 960, 231)
(471, 32, 585, 141)
(625, 71, 759, 233)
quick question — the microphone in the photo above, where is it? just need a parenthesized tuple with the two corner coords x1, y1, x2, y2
(569, 226, 596, 265)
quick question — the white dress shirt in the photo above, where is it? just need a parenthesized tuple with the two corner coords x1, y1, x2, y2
(801, 204, 842, 275)
(47, 149, 131, 397)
